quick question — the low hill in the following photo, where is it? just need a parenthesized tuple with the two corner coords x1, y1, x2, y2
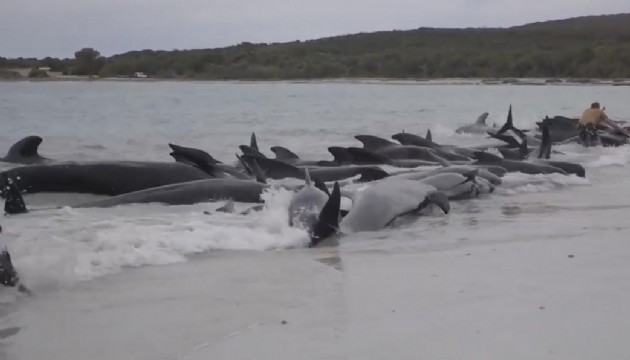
(3, 13, 630, 79)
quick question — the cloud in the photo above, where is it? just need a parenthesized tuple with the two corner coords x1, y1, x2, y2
(1, 0, 629, 58)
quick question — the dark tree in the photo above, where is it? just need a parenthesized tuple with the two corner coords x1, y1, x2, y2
(74, 48, 105, 77)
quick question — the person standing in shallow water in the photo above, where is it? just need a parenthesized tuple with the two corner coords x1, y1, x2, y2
(577, 102, 629, 146)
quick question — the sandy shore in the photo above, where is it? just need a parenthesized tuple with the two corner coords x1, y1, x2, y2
(5, 230, 630, 360)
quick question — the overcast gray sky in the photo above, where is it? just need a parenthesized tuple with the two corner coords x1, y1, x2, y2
(2, 0, 629, 58)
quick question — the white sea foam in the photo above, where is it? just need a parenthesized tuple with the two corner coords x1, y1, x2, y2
(4, 187, 308, 289)
(497, 172, 590, 195)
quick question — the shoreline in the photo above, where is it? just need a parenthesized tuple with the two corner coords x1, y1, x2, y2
(1, 76, 630, 86)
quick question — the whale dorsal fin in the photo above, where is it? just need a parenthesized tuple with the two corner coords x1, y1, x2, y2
(354, 135, 396, 151)
(239, 145, 266, 158)
(250, 133, 259, 151)
(270, 146, 300, 161)
(475, 112, 490, 125)
(328, 147, 351, 165)
(426, 129, 433, 142)
(6, 136, 43, 159)
(498, 105, 513, 134)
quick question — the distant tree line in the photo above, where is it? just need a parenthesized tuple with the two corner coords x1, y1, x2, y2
(2, 13, 630, 80)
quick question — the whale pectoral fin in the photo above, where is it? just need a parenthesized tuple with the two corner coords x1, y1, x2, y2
(432, 154, 451, 167)
(2, 174, 28, 215)
(239, 204, 265, 216)
(460, 169, 479, 185)
(216, 199, 235, 214)
(235, 154, 253, 175)
(518, 138, 529, 160)
(425, 191, 450, 214)
(310, 182, 341, 247)
(248, 157, 268, 184)
(314, 178, 330, 196)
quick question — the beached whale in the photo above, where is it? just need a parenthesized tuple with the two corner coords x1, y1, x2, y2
(72, 178, 269, 207)
(1, 136, 51, 164)
(354, 135, 471, 162)
(240, 155, 389, 182)
(391, 132, 476, 159)
(472, 152, 567, 175)
(168, 143, 253, 179)
(288, 171, 341, 247)
(524, 120, 586, 177)
(269, 146, 337, 167)
(0, 161, 211, 196)
(339, 179, 450, 233)
(419, 172, 480, 200)
(326, 147, 438, 168)
(455, 112, 496, 134)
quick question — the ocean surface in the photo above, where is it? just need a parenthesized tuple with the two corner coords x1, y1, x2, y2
(1, 81, 630, 360)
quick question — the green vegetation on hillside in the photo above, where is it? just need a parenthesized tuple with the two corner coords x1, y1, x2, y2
(2, 13, 630, 80)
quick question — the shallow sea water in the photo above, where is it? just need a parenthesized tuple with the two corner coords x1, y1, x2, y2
(1, 81, 630, 360)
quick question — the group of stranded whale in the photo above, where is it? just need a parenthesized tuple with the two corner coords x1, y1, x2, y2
(1, 106, 628, 293)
